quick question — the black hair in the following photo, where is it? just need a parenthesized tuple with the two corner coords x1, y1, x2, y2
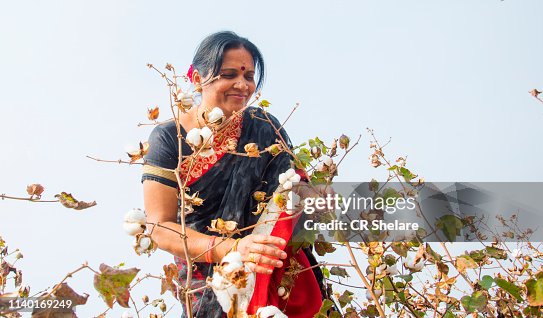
(192, 31, 265, 91)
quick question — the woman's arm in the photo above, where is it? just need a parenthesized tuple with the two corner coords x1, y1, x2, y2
(143, 180, 286, 273)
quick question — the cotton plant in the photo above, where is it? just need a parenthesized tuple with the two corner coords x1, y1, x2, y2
(209, 251, 256, 317)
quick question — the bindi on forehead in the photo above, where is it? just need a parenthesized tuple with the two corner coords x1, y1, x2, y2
(241, 66, 246, 71)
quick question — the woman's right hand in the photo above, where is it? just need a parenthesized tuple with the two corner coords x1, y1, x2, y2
(235, 234, 288, 275)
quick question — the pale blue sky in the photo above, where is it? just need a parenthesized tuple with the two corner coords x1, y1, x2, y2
(1, 1, 542, 316)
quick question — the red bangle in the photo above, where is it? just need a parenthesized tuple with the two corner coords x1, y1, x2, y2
(205, 236, 217, 263)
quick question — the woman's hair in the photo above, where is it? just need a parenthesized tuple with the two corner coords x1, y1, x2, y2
(192, 31, 265, 91)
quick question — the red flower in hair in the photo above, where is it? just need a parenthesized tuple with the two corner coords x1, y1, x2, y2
(187, 64, 194, 83)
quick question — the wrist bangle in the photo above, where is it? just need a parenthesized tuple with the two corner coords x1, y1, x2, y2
(231, 238, 241, 252)
(205, 236, 217, 263)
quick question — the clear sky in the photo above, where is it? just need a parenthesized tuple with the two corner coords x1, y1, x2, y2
(1, 1, 542, 317)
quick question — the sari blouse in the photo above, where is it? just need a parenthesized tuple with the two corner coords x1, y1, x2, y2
(141, 107, 323, 318)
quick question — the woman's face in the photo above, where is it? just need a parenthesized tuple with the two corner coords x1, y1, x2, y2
(197, 47, 256, 117)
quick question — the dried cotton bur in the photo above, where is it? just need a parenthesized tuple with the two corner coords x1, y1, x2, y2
(209, 252, 255, 318)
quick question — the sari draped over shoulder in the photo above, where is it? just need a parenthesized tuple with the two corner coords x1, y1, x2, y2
(142, 107, 324, 318)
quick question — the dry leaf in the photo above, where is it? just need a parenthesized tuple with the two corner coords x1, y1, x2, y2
(147, 106, 160, 121)
(126, 141, 150, 163)
(26, 184, 45, 199)
(160, 264, 178, 298)
(93, 264, 139, 308)
(31, 283, 88, 318)
(530, 89, 541, 98)
(244, 143, 260, 158)
(208, 218, 238, 235)
(54, 192, 97, 210)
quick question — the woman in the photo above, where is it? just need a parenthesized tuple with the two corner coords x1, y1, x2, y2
(142, 31, 324, 318)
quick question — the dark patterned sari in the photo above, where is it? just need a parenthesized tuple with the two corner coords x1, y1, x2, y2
(142, 107, 324, 318)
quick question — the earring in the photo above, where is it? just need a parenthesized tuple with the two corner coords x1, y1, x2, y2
(195, 84, 202, 93)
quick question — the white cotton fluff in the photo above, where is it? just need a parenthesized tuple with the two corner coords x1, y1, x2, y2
(366, 288, 383, 301)
(403, 255, 424, 272)
(124, 208, 147, 225)
(200, 126, 214, 144)
(256, 305, 288, 318)
(207, 107, 224, 123)
(133, 236, 151, 255)
(186, 128, 203, 147)
(210, 251, 255, 316)
(123, 222, 145, 236)
(278, 169, 301, 190)
(121, 311, 134, 318)
(123, 209, 147, 236)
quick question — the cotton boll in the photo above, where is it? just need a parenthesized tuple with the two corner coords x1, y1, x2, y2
(285, 168, 296, 179)
(283, 181, 293, 190)
(256, 305, 288, 318)
(123, 222, 145, 236)
(199, 148, 215, 157)
(200, 126, 214, 145)
(366, 288, 383, 301)
(124, 208, 147, 225)
(186, 128, 202, 147)
(386, 264, 399, 275)
(211, 252, 256, 315)
(207, 107, 224, 124)
(323, 156, 333, 166)
(121, 311, 134, 318)
(278, 172, 288, 185)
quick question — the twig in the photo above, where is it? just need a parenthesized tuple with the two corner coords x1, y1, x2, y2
(86, 155, 145, 165)
(0, 194, 58, 203)
(345, 243, 386, 317)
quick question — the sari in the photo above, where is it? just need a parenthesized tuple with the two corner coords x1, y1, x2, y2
(142, 107, 324, 318)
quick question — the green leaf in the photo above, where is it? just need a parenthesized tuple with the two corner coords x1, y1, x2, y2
(443, 311, 456, 318)
(330, 266, 349, 278)
(313, 299, 334, 318)
(436, 215, 463, 242)
(384, 278, 394, 305)
(485, 246, 507, 260)
(399, 167, 416, 181)
(495, 278, 523, 302)
(387, 165, 398, 171)
(461, 291, 488, 313)
(322, 267, 330, 279)
(369, 179, 379, 192)
(93, 263, 139, 308)
(338, 290, 353, 308)
(382, 188, 401, 202)
(391, 242, 408, 257)
(469, 249, 486, 263)
(479, 275, 494, 290)
(526, 275, 543, 306)
(397, 274, 413, 283)
(295, 148, 312, 169)
(425, 243, 442, 263)
(329, 311, 341, 318)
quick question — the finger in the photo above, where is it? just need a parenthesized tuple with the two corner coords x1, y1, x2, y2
(249, 243, 287, 260)
(252, 234, 286, 248)
(245, 261, 274, 275)
(245, 252, 284, 268)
